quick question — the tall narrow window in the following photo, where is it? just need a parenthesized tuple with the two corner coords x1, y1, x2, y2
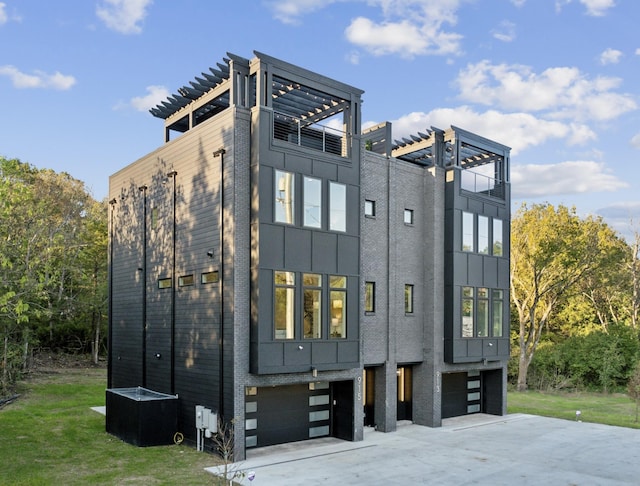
(478, 216, 489, 254)
(462, 286, 474, 337)
(329, 275, 347, 338)
(477, 287, 489, 337)
(404, 284, 414, 314)
(493, 219, 503, 256)
(303, 176, 322, 228)
(275, 170, 295, 224)
(329, 182, 346, 232)
(492, 289, 504, 337)
(364, 281, 375, 313)
(303, 273, 322, 339)
(462, 212, 474, 252)
(274, 271, 295, 339)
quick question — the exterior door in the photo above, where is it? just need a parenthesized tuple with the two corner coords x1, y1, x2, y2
(331, 380, 354, 440)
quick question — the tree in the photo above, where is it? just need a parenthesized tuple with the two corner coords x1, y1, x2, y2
(628, 361, 640, 422)
(0, 156, 107, 392)
(510, 204, 619, 391)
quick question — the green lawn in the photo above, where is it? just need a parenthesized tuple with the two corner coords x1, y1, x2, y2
(0, 367, 221, 485)
(508, 389, 640, 429)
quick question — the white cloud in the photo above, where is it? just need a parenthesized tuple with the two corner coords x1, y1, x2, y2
(491, 20, 516, 42)
(599, 47, 622, 65)
(631, 133, 640, 149)
(511, 161, 627, 198)
(0, 2, 7, 25)
(580, 0, 615, 16)
(636, 48, 640, 55)
(129, 85, 170, 112)
(96, 0, 153, 34)
(345, 1, 464, 57)
(510, 0, 526, 6)
(555, 0, 615, 16)
(267, 0, 339, 24)
(389, 106, 594, 155)
(455, 60, 636, 121)
(268, 0, 465, 57)
(0, 65, 76, 90)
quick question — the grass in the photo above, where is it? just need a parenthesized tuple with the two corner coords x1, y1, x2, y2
(0, 366, 222, 485)
(508, 389, 640, 429)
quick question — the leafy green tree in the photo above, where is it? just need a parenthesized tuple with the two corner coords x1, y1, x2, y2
(510, 204, 623, 391)
(0, 156, 107, 392)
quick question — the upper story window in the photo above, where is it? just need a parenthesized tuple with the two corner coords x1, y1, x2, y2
(274, 271, 295, 339)
(303, 273, 322, 339)
(404, 209, 414, 225)
(329, 182, 346, 232)
(365, 199, 376, 217)
(330, 275, 347, 338)
(303, 176, 322, 228)
(461, 286, 504, 338)
(462, 286, 474, 337)
(478, 216, 489, 254)
(493, 219, 504, 256)
(275, 170, 295, 225)
(492, 290, 504, 337)
(404, 284, 414, 314)
(462, 212, 505, 257)
(364, 281, 375, 313)
(462, 212, 475, 252)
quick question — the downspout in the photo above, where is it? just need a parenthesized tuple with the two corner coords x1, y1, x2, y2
(213, 148, 226, 418)
(138, 185, 148, 387)
(107, 198, 117, 389)
(167, 171, 177, 395)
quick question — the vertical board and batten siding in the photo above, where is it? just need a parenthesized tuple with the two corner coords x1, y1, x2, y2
(109, 186, 144, 387)
(109, 109, 236, 440)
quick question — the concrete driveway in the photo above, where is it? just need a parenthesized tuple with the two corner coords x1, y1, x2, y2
(206, 413, 640, 485)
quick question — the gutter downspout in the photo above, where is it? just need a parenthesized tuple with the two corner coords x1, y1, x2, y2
(107, 198, 117, 389)
(213, 148, 226, 418)
(167, 171, 177, 395)
(139, 185, 148, 387)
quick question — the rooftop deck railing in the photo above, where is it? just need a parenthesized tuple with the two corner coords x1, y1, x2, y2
(273, 111, 346, 156)
(460, 169, 505, 199)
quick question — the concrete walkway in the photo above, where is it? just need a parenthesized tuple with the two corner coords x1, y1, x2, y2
(205, 414, 640, 485)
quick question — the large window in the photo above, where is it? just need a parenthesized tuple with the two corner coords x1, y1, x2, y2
(462, 286, 505, 338)
(462, 212, 474, 252)
(275, 170, 295, 224)
(274, 271, 295, 339)
(303, 273, 322, 339)
(492, 290, 504, 337)
(329, 182, 346, 232)
(477, 287, 489, 337)
(330, 275, 347, 338)
(303, 176, 322, 228)
(405, 284, 414, 314)
(493, 219, 503, 256)
(364, 281, 375, 313)
(462, 213, 505, 257)
(462, 286, 474, 337)
(478, 216, 489, 254)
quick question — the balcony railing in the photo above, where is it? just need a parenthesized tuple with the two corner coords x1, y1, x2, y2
(460, 170, 505, 199)
(273, 111, 346, 157)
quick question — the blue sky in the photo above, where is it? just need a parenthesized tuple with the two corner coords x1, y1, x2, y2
(1, 0, 639, 238)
